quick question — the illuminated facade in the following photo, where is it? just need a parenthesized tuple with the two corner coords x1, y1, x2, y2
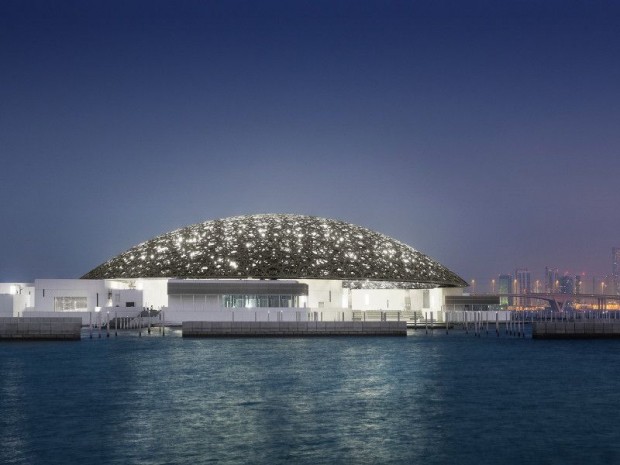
(545, 266, 559, 293)
(498, 274, 512, 307)
(82, 214, 466, 287)
(613, 247, 620, 295)
(515, 268, 531, 307)
(1, 214, 467, 322)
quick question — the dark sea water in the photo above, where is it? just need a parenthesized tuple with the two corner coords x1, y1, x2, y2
(1, 329, 620, 465)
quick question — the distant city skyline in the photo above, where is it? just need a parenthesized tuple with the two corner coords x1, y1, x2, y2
(470, 247, 620, 295)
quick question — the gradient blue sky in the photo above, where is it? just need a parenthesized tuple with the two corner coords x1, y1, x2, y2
(2, 0, 619, 289)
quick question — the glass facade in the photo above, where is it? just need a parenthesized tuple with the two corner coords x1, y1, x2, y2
(54, 296, 88, 311)
(222, 294, 299, 308)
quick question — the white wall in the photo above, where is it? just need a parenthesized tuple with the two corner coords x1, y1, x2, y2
(31, 279, 172, 312)
(102, 278, 168, 309)
(349, 287, 463, 313)
(24, 278, 464, 319)
(0, 295, 13, 317)
(0, 283, 35, 316)
(136, 278, 169, 309)
(33, 279, 107, 312)
(351, 288, 411, 311)
(298, 279, 344, 309)
(168, 294, 220, 312)
(0, 282, 33, 294)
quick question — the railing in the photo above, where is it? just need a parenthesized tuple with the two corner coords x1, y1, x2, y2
(352, 310, 422, 322)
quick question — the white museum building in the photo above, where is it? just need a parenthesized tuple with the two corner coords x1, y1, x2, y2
(0, 214, 468, 324)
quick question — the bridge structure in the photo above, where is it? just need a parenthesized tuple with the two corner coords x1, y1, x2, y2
(492, 293, 620, 312)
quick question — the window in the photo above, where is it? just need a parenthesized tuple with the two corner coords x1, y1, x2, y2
(422, 290, 430, 309)
(54, 297, 87, 311)
(221, 294, 301, 308)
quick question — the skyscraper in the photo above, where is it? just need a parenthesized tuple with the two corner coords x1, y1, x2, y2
(545, 266, 559, 293)
(515, 268, 531, 307)
(559, 275, 574, 295)
(498, 274, 512, 307)
(613, 248, 620, 295)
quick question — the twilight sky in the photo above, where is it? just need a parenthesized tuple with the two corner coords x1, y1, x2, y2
(1, 0, 619, 290)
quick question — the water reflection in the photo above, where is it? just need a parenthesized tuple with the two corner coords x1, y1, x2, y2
(0, 352, 29, 464)
(2, 335, 620, 464)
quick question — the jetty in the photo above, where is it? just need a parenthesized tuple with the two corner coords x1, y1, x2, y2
(182, 320, 407, 337)
(0, 317, 82, 340)
(532, 320, 620, 339)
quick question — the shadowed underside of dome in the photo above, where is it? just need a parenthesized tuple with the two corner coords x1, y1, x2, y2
(81, 214, 467, 288)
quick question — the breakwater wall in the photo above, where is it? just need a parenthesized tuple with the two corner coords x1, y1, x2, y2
(182, 321, 407, 337)
(533, 320, 620, 339)
(0, 317, 82, 340)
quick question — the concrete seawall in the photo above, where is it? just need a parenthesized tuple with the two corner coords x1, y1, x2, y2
(0, 317, 82, 340)
(533, 321, 620, 339)
(182, 321, 407, 337)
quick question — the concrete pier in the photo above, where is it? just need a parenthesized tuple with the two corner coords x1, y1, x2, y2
(0, 317, 82, 340)
(182, 320, 407, 337)
(533, 320, 620, 339)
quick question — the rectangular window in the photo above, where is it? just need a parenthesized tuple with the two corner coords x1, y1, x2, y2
(422, 290, 430, 309)
(54, 297, 87, 311)
(280, 295, 292, 308)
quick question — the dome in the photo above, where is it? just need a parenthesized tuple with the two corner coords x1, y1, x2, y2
(81, 214, 467, 288)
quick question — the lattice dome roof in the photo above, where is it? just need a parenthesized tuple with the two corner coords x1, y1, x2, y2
(81, 214, 467, 288)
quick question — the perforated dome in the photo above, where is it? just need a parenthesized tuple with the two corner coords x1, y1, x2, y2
(82, 214, 467, 288)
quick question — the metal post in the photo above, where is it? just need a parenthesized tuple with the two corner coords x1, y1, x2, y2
(496, 311, 499, 337)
